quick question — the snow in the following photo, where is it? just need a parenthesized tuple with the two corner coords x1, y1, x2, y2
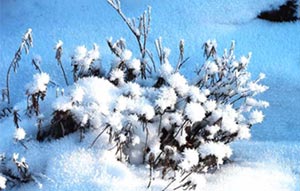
(245, 97, 269, 108)
(199, 142, 233, 165)
(121, 49, 132, 61)
(26, 72, 50, 94)
(1, 0, 300, 190)
(160, 62, 173, 77)
(203, 162, 297, 191)
(0, 174, 6, 190)
(137, 103, 155, 120)
(12, 153, 19, 161)
(206, 61, 219, 75)
(72, 44, 101, 75)
(110, 68, 125, 84)
(237, 124, 251, 140)
(127, 58, 141, 74)
(55, 40, 63, 50)
(179, 148, 199, 171)
(73, 46, 88, 61)
(203, 100, 217, 112)
(155, 87, 177, 112)
(188, 86, 207, 103)
(205, 125, 220, 139)
(167, 72, 189, 96)
(14, 127, 26, 141)
(247, 81, 269, 95)
(122, 82, 142, 98)
(185, 102, 206, 123)
(175, 129, 187, 146)
(249, 109, 264, 124)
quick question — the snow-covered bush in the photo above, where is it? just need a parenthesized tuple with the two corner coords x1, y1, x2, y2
(45, 0, 268, 189)
(47, 38, 268, 188)
(0, 0, 269, 189)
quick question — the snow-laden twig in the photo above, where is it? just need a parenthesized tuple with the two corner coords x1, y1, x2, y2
(5, 28, 33, 105)
(55, 40, 69, 86)
(108, 0, 151, 78)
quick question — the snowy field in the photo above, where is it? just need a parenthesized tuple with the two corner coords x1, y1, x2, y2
(1, 0, 300, 190)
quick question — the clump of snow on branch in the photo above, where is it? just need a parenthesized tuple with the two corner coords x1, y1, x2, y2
(155, 87, 177, 112)
(0, 174, 6, 190)
(249, 110, 264, 124)
(185, 102, 206, 122)
(26, 72, 50, 95)
(55, 40, 63, 50)
(179, 148, 199, 171)
(71, 44, 102, 81)
(199, 142, 232, 165)
(14, 127, 26, 141)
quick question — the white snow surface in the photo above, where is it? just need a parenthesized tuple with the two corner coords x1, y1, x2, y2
(1, 0, 300, 190)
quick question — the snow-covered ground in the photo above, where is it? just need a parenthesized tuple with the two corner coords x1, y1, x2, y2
(1, 0, 300, 190)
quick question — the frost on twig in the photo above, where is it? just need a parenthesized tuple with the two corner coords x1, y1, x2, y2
(24, 72, 50, 141)
(55, 40, 69, 86)
(12, 109, 28, 150)
(26, 72, 50, 117)
(71, 44, 102, 82)
(32, 56, 58, 87)
(108, 0, 151, 79)
(5, 28, 33, 105)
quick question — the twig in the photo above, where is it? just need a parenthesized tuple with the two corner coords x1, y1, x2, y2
(177, 57, 190, 71)
(143, 122, 149, 163)
(180, 171, 193, 183)
(19, 141, 28, 150)
(155, 38, 163, 65)
(89, 125, 109, 148)
(108, 0, 152, 78)
(162, 178, 176, 191)
(173, 180, 192, 190)
(147, 152, 155, 188)
(55, 45, 69, 86)
(176, 39, 185, 72)
(6, 28, 33, 105)
(31, 58, 57, 87)
(146, 49, 156, 72)
(107, 0, 143, 53)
